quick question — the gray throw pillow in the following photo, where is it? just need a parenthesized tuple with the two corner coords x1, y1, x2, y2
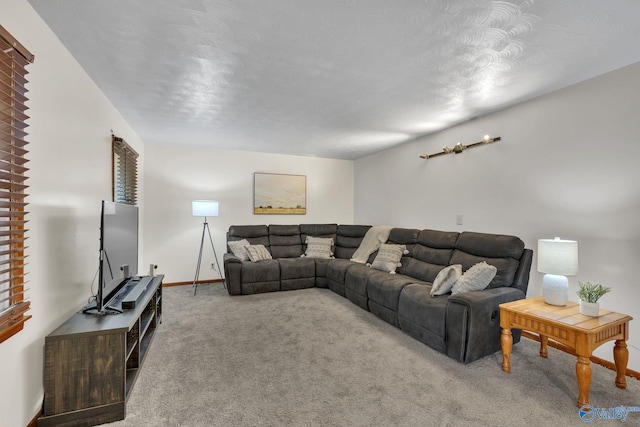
(451, 261, 497, 294)
(303, 236, 334, 259)
(370, 244, 408, 274)
(245, 244, 273, 262)
(431, 264, 462, 296)
(228, 239, 250, 261)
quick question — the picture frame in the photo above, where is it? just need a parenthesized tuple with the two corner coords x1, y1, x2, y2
(254, 173, 306, 215)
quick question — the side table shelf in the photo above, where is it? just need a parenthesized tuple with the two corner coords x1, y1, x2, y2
(38, 275, 164, 427)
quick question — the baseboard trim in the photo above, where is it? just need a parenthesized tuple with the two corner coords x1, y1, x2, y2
(27, 409, 39, 427)
(522, 331, 640, 380)
(163, 279, 224, 287)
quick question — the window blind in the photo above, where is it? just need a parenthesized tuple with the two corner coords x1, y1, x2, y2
(112, 135, 138, 205)
(0, 25, 33, 344)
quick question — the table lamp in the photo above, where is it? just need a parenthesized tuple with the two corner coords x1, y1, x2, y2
(537, 237, 578, 306)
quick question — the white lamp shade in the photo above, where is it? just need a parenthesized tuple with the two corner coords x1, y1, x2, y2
(537, 237, 578, 276)
(192, 200, 219, 217)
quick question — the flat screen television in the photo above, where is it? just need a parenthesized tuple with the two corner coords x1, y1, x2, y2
(93, 200, 139, 313)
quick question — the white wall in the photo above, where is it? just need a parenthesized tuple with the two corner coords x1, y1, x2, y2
(0, 2, 146, 426)
(354, 61, 640, 371)
(143, 143, 354, 283)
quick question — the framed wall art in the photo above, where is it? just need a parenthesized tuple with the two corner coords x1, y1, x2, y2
(254, 173, 306, 215)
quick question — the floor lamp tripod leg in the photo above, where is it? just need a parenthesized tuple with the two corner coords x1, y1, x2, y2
(193, 220, 207, 295)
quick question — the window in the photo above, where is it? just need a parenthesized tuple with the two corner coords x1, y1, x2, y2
(112, 134, 138, 205)
(0, 26, 34, 343)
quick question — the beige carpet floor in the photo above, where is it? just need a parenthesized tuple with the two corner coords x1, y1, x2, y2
(106, 283, 639, 426)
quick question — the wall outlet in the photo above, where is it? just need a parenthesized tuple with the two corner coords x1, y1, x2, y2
(210, 263, 216, 271)
(456, 214, 463, 225)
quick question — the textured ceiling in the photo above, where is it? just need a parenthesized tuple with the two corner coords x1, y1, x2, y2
(28, 0, 640, 160)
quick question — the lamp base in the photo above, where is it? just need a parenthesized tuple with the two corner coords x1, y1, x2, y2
(542, 274, 569, 306)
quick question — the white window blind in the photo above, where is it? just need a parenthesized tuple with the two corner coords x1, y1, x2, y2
(112, 134, 138, 205)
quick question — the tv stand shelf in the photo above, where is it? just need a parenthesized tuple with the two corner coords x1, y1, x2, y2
(38, 275, 164, 427)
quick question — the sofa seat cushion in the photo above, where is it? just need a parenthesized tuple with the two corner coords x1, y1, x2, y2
(238, 258, 281, 294)
(326, 259, 355, 285)
(344, 263, 376, 296)
(279, 257, 315, 280)
(277, 257, 316, 291)
(397, 284, 448, 353)
(367, 273, 425, 312)
(398, 283, 448, 338)
(343, 263, 382, 310)
(325, 258, 357, 297)
(314, 258, 331, 277)
(241, 259, 280, 283)
(313, 258, 332, 288)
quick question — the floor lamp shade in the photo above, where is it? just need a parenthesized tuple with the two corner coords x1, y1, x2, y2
(192, 200, 219, 217)
(537, 237, 578, 306)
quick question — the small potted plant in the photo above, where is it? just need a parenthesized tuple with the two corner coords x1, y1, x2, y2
(577, 281, 611, 316)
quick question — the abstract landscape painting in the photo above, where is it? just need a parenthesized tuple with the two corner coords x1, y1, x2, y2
(254, 173, 306, 215)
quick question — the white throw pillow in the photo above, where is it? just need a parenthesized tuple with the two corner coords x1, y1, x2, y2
(245, 244, 273, 262)
(430, 264, 462, 296)
(228, 239, 250, 261)
(303, 236, 334, 259)
(370, 244, 408, 274)
(451, 261, 497, 294)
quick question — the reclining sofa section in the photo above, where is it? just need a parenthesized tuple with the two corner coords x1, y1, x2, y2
(224, 224, 533, 363)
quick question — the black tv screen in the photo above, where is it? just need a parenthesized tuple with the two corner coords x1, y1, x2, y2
(98, 201, 139, 312)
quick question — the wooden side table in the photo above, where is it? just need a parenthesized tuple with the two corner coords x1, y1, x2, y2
(499, 296, 632, 407)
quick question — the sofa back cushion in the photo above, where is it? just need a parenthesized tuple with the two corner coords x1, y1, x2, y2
(334, 225, 371, 259)
(227, 225, 270, 251)
(449, 231, 525, 289)
(399, 229, 459, 283)
(387, 227, 419, 271)
(269, 224, 303, 258)
(300, 223, 338, 256)
(387, 228, 419, 249)
(300, 223, 337, 243)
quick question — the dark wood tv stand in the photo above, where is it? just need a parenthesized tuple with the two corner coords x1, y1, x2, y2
(38, 275, 164, 427)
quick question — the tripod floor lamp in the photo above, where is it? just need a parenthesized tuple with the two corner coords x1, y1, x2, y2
(192, 200, 224, 295)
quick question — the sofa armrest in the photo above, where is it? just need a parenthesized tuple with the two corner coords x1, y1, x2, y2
(224, 252, 241, 263)
(448, 286, 525, 307)
(512, 248, 533, 295)
(446, 287, 526, 363)
(223, 253, 243, 295)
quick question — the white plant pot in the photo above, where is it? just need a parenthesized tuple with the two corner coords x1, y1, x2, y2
(579, 300, 600, 317)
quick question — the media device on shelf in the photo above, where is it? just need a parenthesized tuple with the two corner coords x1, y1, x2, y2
(84, 200, 139, 314)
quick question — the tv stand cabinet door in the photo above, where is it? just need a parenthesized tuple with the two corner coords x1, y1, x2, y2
(42, 331, 126, 420)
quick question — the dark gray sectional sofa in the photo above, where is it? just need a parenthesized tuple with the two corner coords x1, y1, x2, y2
(223, 224, 533, 363)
